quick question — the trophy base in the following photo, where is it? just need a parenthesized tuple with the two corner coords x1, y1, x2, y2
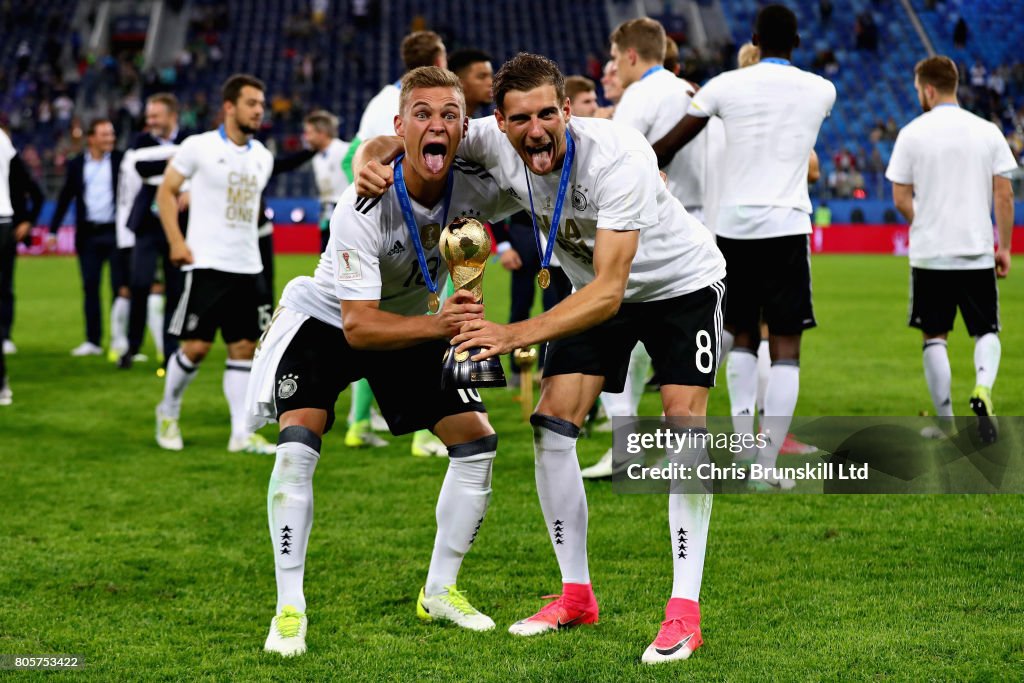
(441, 345, 507, 389)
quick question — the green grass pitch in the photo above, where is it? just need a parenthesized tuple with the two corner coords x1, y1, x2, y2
(1, 253, 1022, 681)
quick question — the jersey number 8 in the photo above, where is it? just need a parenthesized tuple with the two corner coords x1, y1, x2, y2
(695, 330, 714, 374)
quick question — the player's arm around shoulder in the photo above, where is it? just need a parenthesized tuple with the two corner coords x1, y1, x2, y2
(650, 79, 713, 168)
(340, 291, 483, 350)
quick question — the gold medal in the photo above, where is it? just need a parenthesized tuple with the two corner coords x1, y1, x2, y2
(537, 267, 551, 290)
(428, 291, 440, 314)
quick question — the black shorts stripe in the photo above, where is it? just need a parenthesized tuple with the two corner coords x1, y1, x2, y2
(168, 270, 193, 336)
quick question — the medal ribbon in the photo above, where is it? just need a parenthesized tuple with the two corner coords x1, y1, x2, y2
(640, 64, 664, 79)
(218, 123, 252, 150)
(525, 128, 575, 272)
(393, 154, 454, 300)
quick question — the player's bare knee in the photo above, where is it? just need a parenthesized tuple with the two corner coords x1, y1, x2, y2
(181, 340, 211, 364)
(279, 409, 327, 438)
(732, 330, 759, 352)
(434, 412, 494, 446)
(535, 376, 600, 426)
(533, 400, 586, 427)
(227, 339, 256, 360)
(769, 334, 802, 361)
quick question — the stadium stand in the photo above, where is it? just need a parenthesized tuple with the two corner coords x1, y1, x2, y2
(1, 1, 1020, 209)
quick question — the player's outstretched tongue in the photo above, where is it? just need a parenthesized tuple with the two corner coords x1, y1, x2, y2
(424, 144, 446, 173)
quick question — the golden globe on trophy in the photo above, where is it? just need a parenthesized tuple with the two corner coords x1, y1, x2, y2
(439, 216, 507, 389)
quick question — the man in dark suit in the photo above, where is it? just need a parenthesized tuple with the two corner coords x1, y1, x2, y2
(120, 93, 191, 370)
(49, 118, 126, 356)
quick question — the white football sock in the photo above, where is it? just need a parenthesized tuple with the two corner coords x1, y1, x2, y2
(599, 388, 632, 420)
(974, 333, 1001, 390)
(755, 361, 800, 469)
(531, 414, 589, 584)
(923, 340, 953, 418)
(425, 435, 496, 596)
(720, 329, 735, 358)
(160, 349, 199, 419)
(666, 427, 713, 601)
(110, 296, 130, 352)
(224, 359, 253, 439)
(669, 494, 713, 600)
(628, 343, 652, 407)
(269, 427, 320, 613)
(755, 339, 771, 414)
(726, 349, 758, 459)
(146, 293, 165, 358)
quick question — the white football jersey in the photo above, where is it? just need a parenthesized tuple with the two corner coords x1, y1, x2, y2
(460, 116, 726, 302)
(171, 129, 274, 274)
(689, 61, 836, 238)
(701, 117, 728, 234)
(886, 104, 1018, 269)
(614, 67, 708, 210)
(312, 138, 352, 204)
(355, 83, 401, 141)
(281, 159, 520, 328)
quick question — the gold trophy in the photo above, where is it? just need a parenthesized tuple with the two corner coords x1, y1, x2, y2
(439, 216, 507, 389)
(512, 346, 538, 421)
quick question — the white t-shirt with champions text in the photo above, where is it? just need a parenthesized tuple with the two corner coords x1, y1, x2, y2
(171, 129, 274, 273)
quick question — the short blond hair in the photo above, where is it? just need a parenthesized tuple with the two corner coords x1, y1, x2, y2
(610, 17, 667, 63)
(564, 75, 596, 101)
(401, 31, 445, 70)
(738, 42, 761, 68)
(399, 66, 465, 115)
